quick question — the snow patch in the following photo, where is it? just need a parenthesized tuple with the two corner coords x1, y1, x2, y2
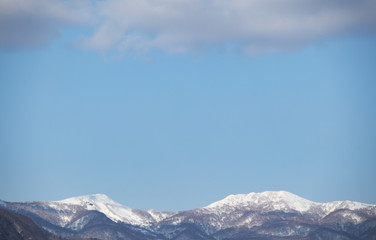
(67, 215, 93, 231)
(147, 209, 174, 222)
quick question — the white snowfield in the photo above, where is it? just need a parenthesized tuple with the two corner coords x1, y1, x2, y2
(205, 191, 314, 212)
(204, 191, 373, 214)
(56, 194, 159, 226)
(49, 191, 375, 227)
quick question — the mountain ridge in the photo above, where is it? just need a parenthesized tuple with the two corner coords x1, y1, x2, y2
(48, 191, 376, 213)
(1, 191, 375, 240)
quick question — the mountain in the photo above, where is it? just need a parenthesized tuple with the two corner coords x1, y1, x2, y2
(0, 208, 97, 240)
(1, 191, 376, 240)
(0, 208, 58, 240)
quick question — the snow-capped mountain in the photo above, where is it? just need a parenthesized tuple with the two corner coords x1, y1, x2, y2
(205, 191, 373, 213)
(1, 191, 376, 240)
(53, 193, 173, 226)
(205, 191, 314, 212)
(199, 191, 374, 226)
(158, 191, 376, 238)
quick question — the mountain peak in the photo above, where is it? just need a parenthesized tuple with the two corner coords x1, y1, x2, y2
(88, 193, 110, 198)
(57, 193, 117, 206)
(205, 191, 314, 212)
(81, 193, 113, 202)
(55, 194, 158, 226)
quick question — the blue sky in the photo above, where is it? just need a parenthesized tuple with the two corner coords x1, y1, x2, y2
(1, 0, 376, 211)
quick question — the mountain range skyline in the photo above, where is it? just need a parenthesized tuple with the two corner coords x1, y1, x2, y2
(2, 191, 375, 213)
(2, 190, 375, 240)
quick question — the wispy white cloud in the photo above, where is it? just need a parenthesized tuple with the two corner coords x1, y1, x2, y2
(1, 0, 376, 54)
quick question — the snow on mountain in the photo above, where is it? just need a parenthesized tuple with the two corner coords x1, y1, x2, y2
(322, 199, 374, 213)
(204, 191, 374, 216)
(181, 190, 376, 231)
(147, 209, 175, 222)
(1, 191, 376, 240)
(50, 191, 375, 228)
(54, 193, 158, 226)
(204, 191, 315, 213)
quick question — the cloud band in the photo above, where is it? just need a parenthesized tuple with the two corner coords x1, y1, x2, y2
(1, 0, 375, 54)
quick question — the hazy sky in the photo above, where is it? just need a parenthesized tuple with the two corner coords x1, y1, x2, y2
(1, 0, 376, 211)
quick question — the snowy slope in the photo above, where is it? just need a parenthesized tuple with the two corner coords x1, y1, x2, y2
(54, 193, 163, 226)
(166, 190, 376, 231)
(204, 191, 374, 215)
(204, 191, 315, 212)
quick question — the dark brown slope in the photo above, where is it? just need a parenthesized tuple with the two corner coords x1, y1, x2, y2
(0, 208, 99, 240)
(0, 208, 59, 240)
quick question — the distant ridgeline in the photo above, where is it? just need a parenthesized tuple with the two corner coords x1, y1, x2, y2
(1, 191, 376, 240)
